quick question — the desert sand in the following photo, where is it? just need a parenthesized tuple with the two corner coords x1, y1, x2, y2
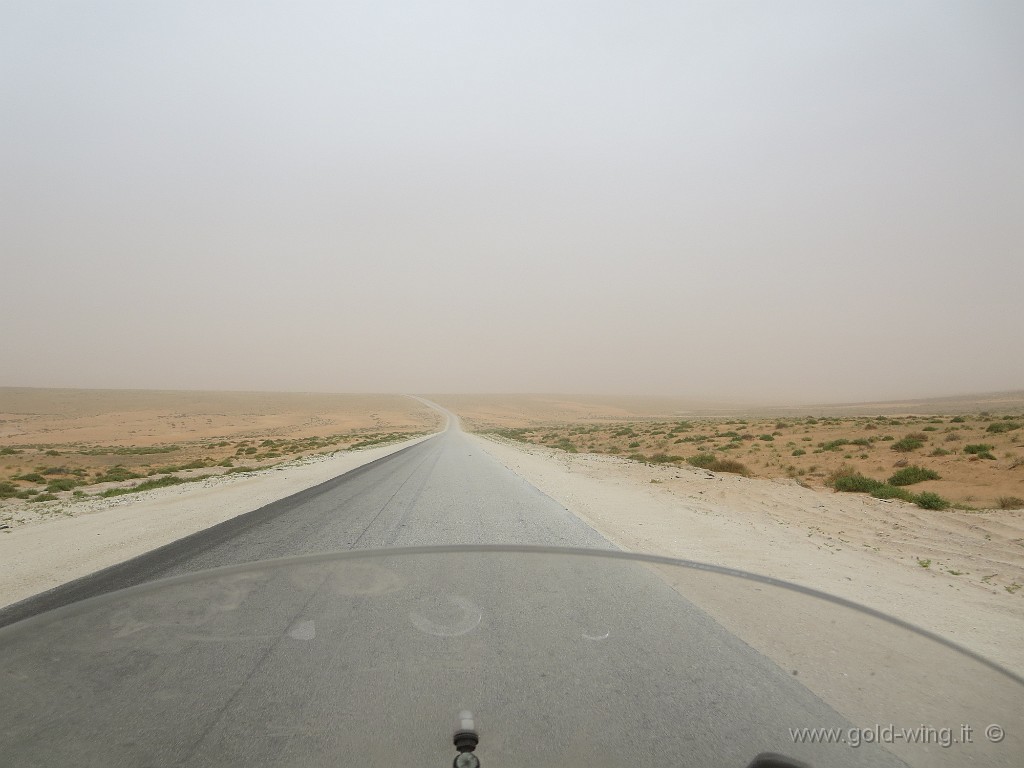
(0, 389, 438, 446)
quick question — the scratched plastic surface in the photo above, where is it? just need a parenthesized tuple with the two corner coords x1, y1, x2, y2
(1, 546, 1021, 767)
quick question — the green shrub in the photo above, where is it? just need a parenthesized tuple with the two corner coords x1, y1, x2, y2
(820, 439, 849, 451)
(758, 434, 774, 441)
(708, 458, 750, 475)
(0, 481, 18, 498)
(964, 444, 997, 460)
(963, 443, 994, 453)
(686, 453, 750, 475)
(647, 453, 682, 464)
(832, 472, 883, 493)
(914, 492, 950, 510)
(792, 449, 806, 457)
(871, 485, 915, 502)
(950, 416, 966, 423)
(891, 437, 924, 452)
(987, 422, 1021, 434)
(687, 453, 717, 469)
(14, 473, 45, 484)
(831, 468, 916, 501)
(94, 466, 143, 483)
(29, 493, 58, 502)
(45, 478, 79, 492)
(888, 466, 941, 486)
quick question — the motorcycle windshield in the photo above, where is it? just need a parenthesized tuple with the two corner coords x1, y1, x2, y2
(1, 546, 1021, 768)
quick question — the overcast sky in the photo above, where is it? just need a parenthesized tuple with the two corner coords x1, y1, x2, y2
(2, 1, 1021, 403)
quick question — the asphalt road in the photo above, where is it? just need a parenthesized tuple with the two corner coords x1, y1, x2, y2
(0, 404, 909, 767)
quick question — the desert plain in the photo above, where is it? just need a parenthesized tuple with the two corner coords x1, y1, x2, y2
(2, 388, 1023, 676)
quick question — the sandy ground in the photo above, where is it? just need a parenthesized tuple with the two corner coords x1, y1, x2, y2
(0, 389, 438, 446)
(0, 434, 437, 609)
(471, 434, 1024, 677)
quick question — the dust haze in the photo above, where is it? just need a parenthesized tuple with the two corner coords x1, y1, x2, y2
(2, 1, 1021, 403)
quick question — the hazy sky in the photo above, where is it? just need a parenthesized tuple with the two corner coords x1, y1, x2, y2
(2, 1, 1022, 402)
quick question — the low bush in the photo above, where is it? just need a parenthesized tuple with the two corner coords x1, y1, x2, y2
(998, 496, 1024, 510)
(94, 466, 143, 483)
(964, 444, 997, 460)
(820, 439, 849, 451)
(45, 478, 79, 492)
(647, 453, 682, 464)
(987, 422, 1021, 434)
(870, 485, 915, 502)
(687, 453, 717, 469)
(686, 453, 750, 475)
(914, 492, 950, 510)
(832, 467, 945, 508)
(888, 466, 941, 486)
(832, 472, 882, 493)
